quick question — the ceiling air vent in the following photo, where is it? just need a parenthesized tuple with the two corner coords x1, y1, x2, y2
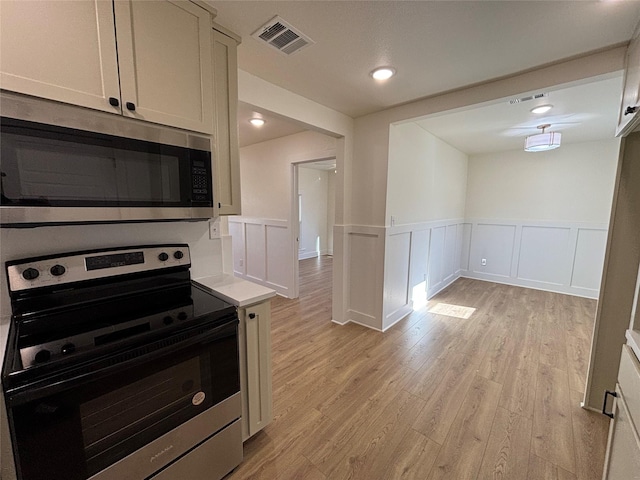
(251, 16, 314, 56)
(509, 92, 548, 105)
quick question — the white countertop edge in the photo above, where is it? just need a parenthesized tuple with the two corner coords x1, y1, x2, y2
(193, 275, 276, 307)
(627, 329, 640, 363)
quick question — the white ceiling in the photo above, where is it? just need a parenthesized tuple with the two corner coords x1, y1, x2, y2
(238, 101, 306, 147)
(414, 74, 623, 155)
(212, 1, 640, 118)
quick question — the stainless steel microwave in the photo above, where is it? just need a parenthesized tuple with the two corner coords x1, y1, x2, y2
(0, 92, 213, 226)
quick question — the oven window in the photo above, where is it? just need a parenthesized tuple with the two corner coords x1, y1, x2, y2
(80, 357, 202, 458)
(8, 321, 239, 480)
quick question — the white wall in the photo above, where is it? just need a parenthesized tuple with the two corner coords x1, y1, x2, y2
(374, 123, 469, 331)
(466, 140, 619, 223)
(240, 131, 336, 221)
(462, 139, 620, 298)
(298, 167, 330, 259)
(238, 70, 354, 320)
(387, 123, 468, 225)
(231, 131, 336, 296)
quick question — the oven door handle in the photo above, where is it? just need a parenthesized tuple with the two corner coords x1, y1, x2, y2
(5, 318, 238, 406)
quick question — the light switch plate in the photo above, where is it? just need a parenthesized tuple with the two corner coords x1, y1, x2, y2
(209, 219, 221, 239)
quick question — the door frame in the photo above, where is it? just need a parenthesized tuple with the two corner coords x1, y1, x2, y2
(290, 156, 336, 299)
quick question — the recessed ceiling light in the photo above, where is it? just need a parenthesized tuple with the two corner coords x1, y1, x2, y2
(371, 67, 396, 80)
(249, 118, 265, 127)
(531, 104, 553, 114)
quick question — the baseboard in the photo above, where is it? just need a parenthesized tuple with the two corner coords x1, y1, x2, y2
(460, 272, 599, 299)
(382, 304, 413, 331)
(427, 273, 461, 300)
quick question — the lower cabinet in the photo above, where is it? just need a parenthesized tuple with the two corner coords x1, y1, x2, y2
(238, 300, 273, 441)
(602, 345, 640, 479)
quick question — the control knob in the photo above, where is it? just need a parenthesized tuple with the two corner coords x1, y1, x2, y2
(50, 265, 66, 276)
(177, 311, 188, 321)
(158, 252, 169, 262)
(174, 250, 184, 260)
(163, 316, 173, 325)
(22, 268, 40, 281)
(34, 349, 51, 363)
(61, 343, 76, 355)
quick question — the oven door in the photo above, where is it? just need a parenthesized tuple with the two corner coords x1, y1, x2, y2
(4, 318, 239, 480)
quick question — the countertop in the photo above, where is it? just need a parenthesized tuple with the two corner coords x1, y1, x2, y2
(193, 274, 276, 307)
(627, 329, 640, 363)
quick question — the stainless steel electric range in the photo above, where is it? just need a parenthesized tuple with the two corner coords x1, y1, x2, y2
(2, 244, 242, 480)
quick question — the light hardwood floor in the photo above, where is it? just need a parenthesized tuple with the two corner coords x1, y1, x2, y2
(228, 256, 609, 480)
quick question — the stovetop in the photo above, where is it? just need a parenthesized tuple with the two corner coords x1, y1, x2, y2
(2, 245, 236, 383)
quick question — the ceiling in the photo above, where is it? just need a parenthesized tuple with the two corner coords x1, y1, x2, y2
(238, 101, 306, 147)
(212, 1, 640, 118)
(413, 74, 623, 155)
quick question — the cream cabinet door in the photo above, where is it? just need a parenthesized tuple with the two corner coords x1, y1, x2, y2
(114, 0, 213, 134)
(0, 0, 121, 114)
(212, 30, 242, 215)
(617, 28, 640, 136)
(602, 386, 640, 480)
(239, 300, 273, 441)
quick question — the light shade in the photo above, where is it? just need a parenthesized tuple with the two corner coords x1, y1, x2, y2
(524, 131, 561, 152)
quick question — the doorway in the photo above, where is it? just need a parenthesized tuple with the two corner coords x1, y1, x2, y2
(292, 158, 336, 298)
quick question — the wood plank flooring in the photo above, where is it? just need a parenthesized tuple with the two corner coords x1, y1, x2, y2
(227, 256, 609, 480)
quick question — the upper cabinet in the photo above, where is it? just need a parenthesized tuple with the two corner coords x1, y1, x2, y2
(114, 0, 213, 133)
(212, 28, 242, 215)
(0, 0, 214, 134)
(0, 0, 121, 114)
(617, 24, 640, 137)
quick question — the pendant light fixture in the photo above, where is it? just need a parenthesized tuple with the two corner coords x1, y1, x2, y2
(524, 124, 561, 152)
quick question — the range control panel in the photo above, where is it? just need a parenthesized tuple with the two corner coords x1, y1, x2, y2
(7, 245, 191, 293)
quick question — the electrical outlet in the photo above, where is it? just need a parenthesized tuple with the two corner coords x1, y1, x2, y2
(481, 258, 487, 266)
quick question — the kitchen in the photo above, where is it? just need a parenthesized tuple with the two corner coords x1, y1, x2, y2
(1, 1, 640, 480)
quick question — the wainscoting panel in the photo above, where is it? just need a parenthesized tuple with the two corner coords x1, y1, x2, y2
(245, 223, 266, 282)
(517, 226, 571, 286)
(383, 232, 412, 330)
(463, 219, 608, 298)
(408, 228, 430, 308)
(383, 219, 466, 331)
(470, 224, 516, 278)
(349, 231, 382, 329)
(265, 224, 292, 292)
(229, 217, 292, 297)
(444, 224, 458, 285)
(571, 228, 608, 293)
(460, 223, 472, 271)
(428, 226, 446, 294)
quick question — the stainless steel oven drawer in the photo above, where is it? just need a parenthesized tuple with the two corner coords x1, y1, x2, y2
(88, 392, 241, 480)
(150, 418, 243, 480)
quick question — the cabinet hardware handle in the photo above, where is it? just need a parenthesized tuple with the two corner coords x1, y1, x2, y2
(248, 313, 256, 319)
(108, 97, 120, 107)
(218, 202, 221, 208)
(624, 106, 638, 116)
(602, 390, 617, 418)
(126, 102, 136, 112)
